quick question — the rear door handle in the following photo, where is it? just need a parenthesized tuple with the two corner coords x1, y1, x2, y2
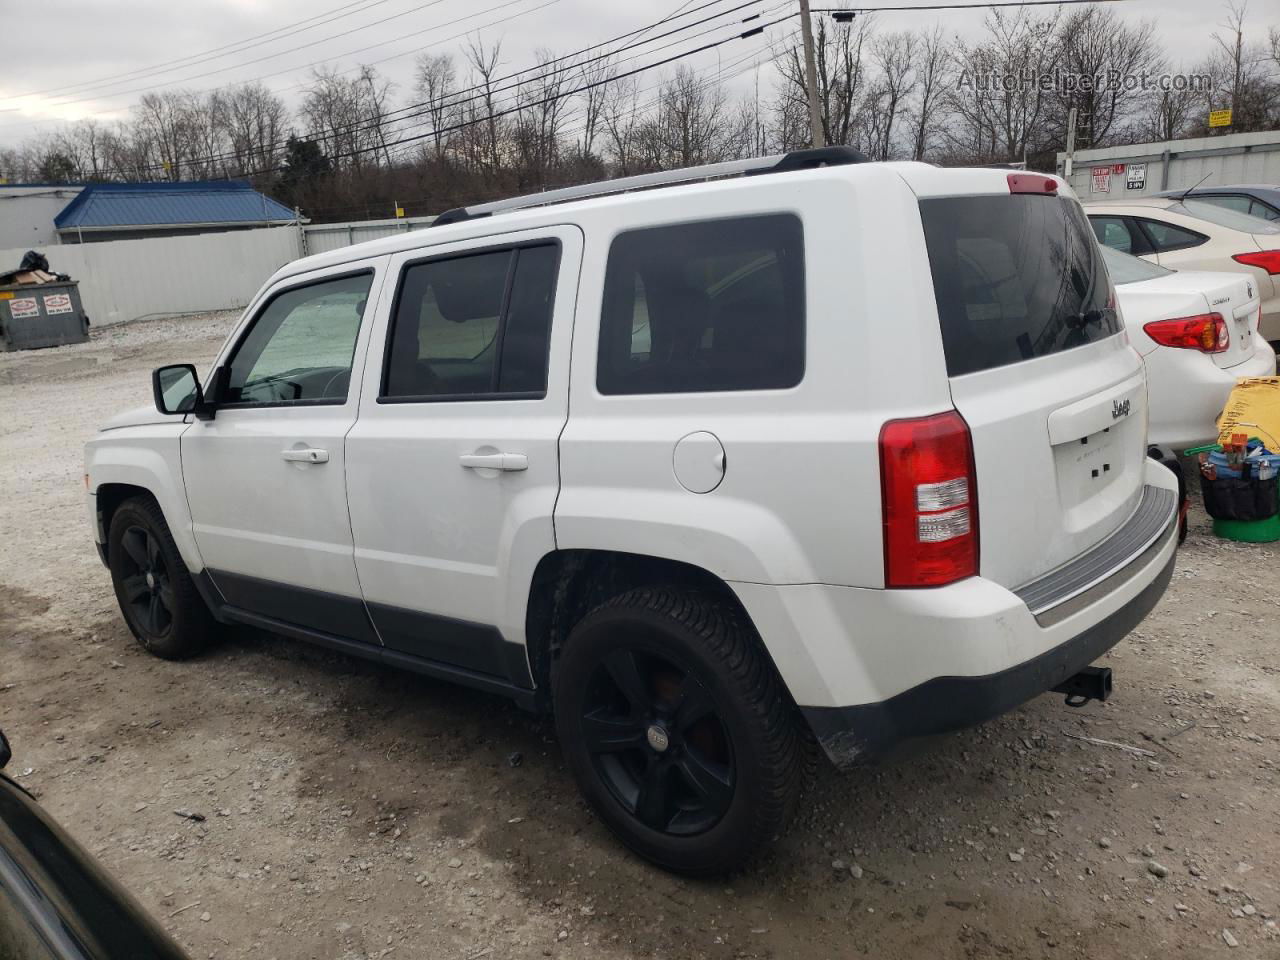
(459, 452, 528, 472)
(281, 447, 329, 464)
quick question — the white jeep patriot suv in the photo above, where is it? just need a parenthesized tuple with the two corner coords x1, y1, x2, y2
(86, 148, 1180, 874)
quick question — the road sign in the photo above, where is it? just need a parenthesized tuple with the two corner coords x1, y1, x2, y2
(1209, 108, 1232, 128)
(1091, 167, 1112, 194)
(1126, 163, 1147, 190)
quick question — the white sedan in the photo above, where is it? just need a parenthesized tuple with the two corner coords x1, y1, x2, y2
(1085, 197, 1280, 342)
(1101, 245, 1277, 452)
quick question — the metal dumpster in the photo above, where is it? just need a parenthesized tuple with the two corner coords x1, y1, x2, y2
(0, 280, 89, 351)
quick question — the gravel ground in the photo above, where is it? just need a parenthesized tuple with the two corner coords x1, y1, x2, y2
(1, 312, 1278, 960)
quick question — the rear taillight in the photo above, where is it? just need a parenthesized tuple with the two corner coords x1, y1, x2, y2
(1232, 251, 1280, 275)
(1143, 313, 1228, 353)
(879, 411, 978, 588)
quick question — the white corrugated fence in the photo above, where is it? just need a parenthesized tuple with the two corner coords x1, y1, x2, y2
(0, 213, 439, 328)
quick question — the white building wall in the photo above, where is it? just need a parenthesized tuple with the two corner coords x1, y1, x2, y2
(0, 186, 83, 247)
(0, 224, 302, 326)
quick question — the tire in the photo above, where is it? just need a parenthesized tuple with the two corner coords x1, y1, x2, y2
(107, 496, 216, 660)
(553, 586, 806, 875)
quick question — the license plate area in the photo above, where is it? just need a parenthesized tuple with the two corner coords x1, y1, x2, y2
(1052, 418, 1143, 533)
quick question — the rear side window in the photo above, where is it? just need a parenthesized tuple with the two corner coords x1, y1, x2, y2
(597, 214, 805, 395)
(921, 195, 1119, 377)
(382, 243, 560, 400)
(1137, 217, 1207, 252)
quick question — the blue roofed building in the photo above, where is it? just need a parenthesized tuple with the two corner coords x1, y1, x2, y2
(52, 181, 300, 243)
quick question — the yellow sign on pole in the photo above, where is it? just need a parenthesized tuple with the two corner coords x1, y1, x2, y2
(1209, 108, 1233, 128)
(395, 206, 405, 218)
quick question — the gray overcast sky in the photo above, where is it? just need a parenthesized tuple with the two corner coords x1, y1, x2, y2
(0, 0, 1265, 141)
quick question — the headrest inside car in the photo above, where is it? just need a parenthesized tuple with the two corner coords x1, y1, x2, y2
(432, 255, 506, 323)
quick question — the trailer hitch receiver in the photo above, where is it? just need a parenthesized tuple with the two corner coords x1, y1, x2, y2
(1051, 666, 1112, 708)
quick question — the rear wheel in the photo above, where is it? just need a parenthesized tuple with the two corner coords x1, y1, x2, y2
(107, 497, 215, 659)
(554, 587, 806, 875)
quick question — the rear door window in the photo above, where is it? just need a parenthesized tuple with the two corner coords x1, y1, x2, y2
(597, 214, 805, 395)
(920, 195, 1120, 377)
(382, 243, 560, 400)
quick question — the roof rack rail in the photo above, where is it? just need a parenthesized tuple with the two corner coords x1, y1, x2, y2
(431, 146, 868, 227)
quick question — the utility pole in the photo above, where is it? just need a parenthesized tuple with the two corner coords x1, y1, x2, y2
(798, 0, 825, 149)
(1064, 106, 1077, 178)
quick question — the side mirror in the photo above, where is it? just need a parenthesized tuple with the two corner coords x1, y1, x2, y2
(152, 363, 204, 416)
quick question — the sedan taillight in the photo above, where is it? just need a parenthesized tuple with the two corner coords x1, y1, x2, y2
(1143, 313, 1229, 353)
(1232, 250, 1280, 275)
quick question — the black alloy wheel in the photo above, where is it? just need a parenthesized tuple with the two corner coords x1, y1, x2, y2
(107, 496, 215, 660)
(582, 647, 735, 836)
(117, 524, 175, 639)
(554, 587, 807, 875)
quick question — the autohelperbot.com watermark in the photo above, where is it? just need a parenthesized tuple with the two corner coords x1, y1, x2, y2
(956, 69, 1212, 94)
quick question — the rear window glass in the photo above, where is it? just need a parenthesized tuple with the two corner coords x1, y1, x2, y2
(920, 195, 1120, 377)
(597, 214, 805, 395)
(1099, 244, 1172, 284)
(1178, 200, 1280, 235)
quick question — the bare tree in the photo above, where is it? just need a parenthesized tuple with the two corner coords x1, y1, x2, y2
(1050, 5, 1163, 150)
(1140, 81, 1197, 142)
(513, 47, 574, 187)
(136, 91, 196, 180)
(220, 82, 289, 176)
(945, 9, 1061, 164)
(413, 52, 461, 164)
(636, 66, 749, 170)
(574, 54, 615, 160)
(463, 36, 505, 171)
(866, 31, 916, 159)
(909, 26, 951, 161)
(773, 16, 876, 150)
(601, 73, 643, 174)
(300, 66, 389, 172)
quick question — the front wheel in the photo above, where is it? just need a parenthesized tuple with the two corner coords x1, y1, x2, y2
(107, 496, 216, 659)
(554, 587, 807, 875)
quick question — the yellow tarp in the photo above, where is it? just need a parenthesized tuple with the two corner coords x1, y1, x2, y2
(1217, 377, 1280, 449)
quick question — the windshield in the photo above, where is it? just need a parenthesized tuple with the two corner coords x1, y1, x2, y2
(1099, 244, 1174, 284)
(920, 195, 1121, 377)
(1177, 200, 1280, 236)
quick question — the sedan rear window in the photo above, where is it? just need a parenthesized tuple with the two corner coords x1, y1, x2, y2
(1179, 199, 1280, 235)
(920, 195, 1120, 377)
(1099, 244, 1173, 284)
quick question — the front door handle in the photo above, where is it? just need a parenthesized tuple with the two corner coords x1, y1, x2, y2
(459, 452, 528, 472)
(282, 447, 329, 464)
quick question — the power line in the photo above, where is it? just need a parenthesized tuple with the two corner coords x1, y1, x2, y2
(305, 36, 785, 218)
(813, 0, 1133, 12)
(116, 0, 770, 176)
(303, 31, 788, 218)
(7, 0, 459, 114)
(249, 8, 796, 178)
(0, 0, 555, 135)
(3, 0, 398, 101)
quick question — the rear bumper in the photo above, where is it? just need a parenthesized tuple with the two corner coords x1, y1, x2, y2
(801, 547, 1175, 767)
(732, 461, 1180, 770)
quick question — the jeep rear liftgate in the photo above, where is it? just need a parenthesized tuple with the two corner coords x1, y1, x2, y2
(920, 191, 1147, 588)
